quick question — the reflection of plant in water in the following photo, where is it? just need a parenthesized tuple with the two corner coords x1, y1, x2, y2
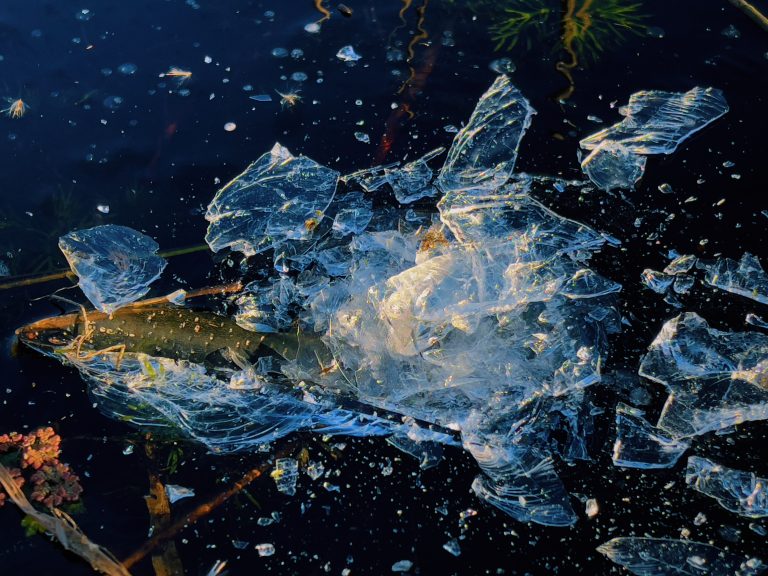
(467, 0, 646, 99)
(0, 187, 99, 276)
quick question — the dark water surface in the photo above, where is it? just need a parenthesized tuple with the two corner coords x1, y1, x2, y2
(1, 1, 767, 574)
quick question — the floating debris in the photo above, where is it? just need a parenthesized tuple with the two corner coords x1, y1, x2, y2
(2, 98, 29, 119)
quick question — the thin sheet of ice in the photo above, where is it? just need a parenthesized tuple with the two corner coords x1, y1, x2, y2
(579, 87, 728, 190)
(612, 404, 689, 469)
(598, 537, 766, 576)
(205, 143, 339, 256)
(686, 456, 768, 518)
(639, 313, 768, 439)
(332, 192, 372, 236)
(580, 87, 729, 155)
(698, 252, 768, 305)
(59, 224, 167, 313)
(436, 75, 535, 192)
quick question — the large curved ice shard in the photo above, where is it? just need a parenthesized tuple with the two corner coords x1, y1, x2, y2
(686, 456, 768, 518)
(205, 143, 339, 256)
(59, 224, 167, 314)
(437, 75, 535, 192)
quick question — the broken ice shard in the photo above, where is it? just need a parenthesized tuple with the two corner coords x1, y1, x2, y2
(598, 537, 766, 576)
(386, 148, 444, 204)
(698, 252, 768, 305)
(641, 269, 674, 294)
(579, 87, 728, 190)
(686, 456, 768, 518)
(205, 143, 339, 256)
(612, 404, 689, 469)
(664, 254, 697, 276)
(639, 312, 768, 439)
(332, 192, 372, 236)
(580, 141, 647, 192)
(165, 484, 195, 503)
(59, 224, 167, 313)
(271, 458, 299, 496)
(437, 74, 535, 191)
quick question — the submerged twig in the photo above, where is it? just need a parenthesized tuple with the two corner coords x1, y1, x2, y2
(0, 463, 132, 576)
(728, 0, 768, 32)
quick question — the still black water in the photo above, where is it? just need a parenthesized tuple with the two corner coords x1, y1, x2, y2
(1, 1, 767, 574)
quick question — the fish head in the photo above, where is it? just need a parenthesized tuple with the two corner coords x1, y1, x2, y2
(15, 313, 82, 356)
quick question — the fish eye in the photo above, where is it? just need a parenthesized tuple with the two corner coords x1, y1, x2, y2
(47, 336, 66, 345)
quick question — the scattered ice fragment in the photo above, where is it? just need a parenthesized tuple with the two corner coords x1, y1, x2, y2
(664, 254, 697, 275)
(336, 46, 362, 62)
(672, 275, 695, 295)
(249, 94, 273, 102)
(332, 192, 372, 236)
(658, 182, 674, 194)
(751, 523, 768, 536)
(231, 540, 249, 550)
(694, 512, 707, 526)
(255, 543, 276, 557)
(322, 481, 340, 492)
(585, 498, 599, 518)
(354, 132, 370, 144)
(686, 456, 768, 518)
(698, 253, 768, 305)
(489, 57, 515, 74)
(102, 95, 123, 110)
(386, 147, 443, 204)
(579, 87, 728, 191)
(96, 204, 110, 214)
(443, 124, 459, 133)
(640, 313, 768, 439)
(117, 62, 137, 75)
(304, 22, 321, 33)
(271, 458, 299, 496)
(746, 314, 768, 330)
(59, 224, 167, 313)
(597, 537, 765, 576)
(722, 24, 741, 39)
(612, 404, 689, 469)
(205, 143, 339, 256)
(165, 484, 195, 503)
(723, 160, 736, 168)
(290, 72, 308, 82)
(641, 269, 674, 294)
(437, 75, 535, 191)
(580, 141, 646, 191)
(271, 47, 288, 58)
(391, 560, 413, 572)
(443, 538, 461, 557)
(224, 122, 237, 132)
(587, 115, 603, 123)
(306, 461, 325, 480)
(290, 49, 304, 59)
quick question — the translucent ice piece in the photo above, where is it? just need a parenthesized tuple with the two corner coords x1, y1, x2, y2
(466, 440, 577, 527)
(332, 192, 372, 236)
(639, 313, 768, 439)
(59, 224, 167, 313)
(664, 254, 697, 275)
(698, 252, 768, 305)
(437, 75, 535, 191)
(336, 45, 361, 62)
(579, 87, 728, 191)
(597, 537, 765, 576)
(165, 484, 195, 503)
(612, 404, 689, 469)
(641, 269, 674, 294)
(686, 456, 768, 518)
(386, 147, 444, 204)
(205, 143, 339, 256)
(580, 141, 647, 191)
(580, 87, 729, 155)
(271, 458, 299, 495)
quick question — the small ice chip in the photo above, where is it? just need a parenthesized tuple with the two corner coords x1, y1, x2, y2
(165, 484, 195, 503)
(336, 45, 362, 62)
(224, 122, 237, 132)
(354, 132, 370, 144)
(443, 539, 461, 557)
(585, 498, 599, 518)
(304, 22, 321, 33)
(658, 183, 674, 194)
(96, 204, 110, 214)
(271, 47, 288, 58)
(255, 543, 276, 557)
(250, 94, 273, 102)
(391, 560, 413, 572)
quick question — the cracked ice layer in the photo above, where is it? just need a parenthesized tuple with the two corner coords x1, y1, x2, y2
(686, 456, 768, 518)
(205, 143, 339, 257)
(58, 224, 167, 314)
(698, 252, 768, 305)
(436, 74, 535, 192)
(612, 404, 689, 469)
(579, 87, 728, 190)
(639, 313, 768, 439)
(597, 537, 766, 576)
